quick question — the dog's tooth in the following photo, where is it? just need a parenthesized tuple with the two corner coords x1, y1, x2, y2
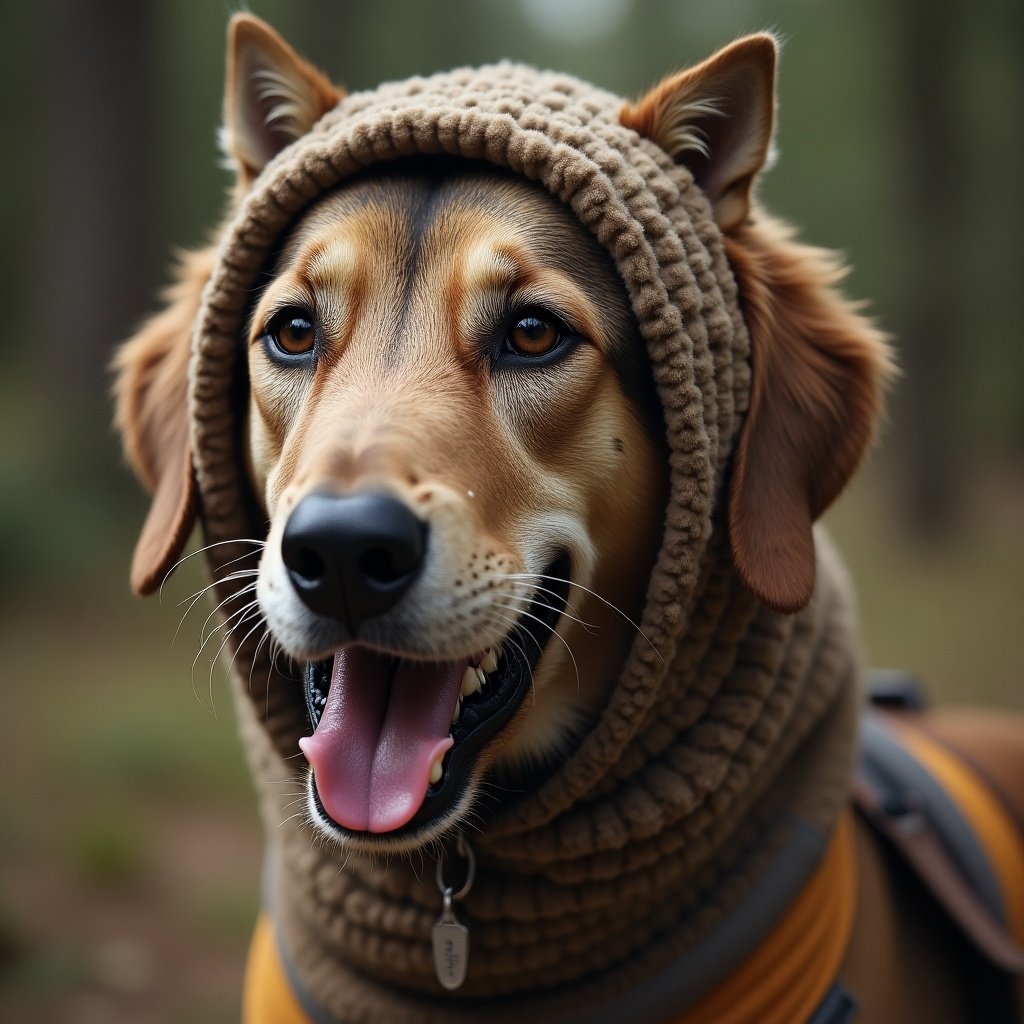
(452, 699, 461, 724)
(461, 666, 481, 698)
(429, 758, 444, 785)
(481, 648, 499, 674)
(475, 666, 487, 687)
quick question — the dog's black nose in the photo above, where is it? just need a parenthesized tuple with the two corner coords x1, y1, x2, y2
(281, 492, 426, 628)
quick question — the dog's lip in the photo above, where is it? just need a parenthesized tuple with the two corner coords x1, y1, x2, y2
(303, 554, 571, 841)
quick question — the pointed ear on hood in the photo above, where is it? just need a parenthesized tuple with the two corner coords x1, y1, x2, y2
(622, 35, 894, 613)
(620, 33, 776, 233)
(222, 13, 345, 189)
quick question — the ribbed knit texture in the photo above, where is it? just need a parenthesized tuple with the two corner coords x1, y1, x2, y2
(191, 65, 862, 1020)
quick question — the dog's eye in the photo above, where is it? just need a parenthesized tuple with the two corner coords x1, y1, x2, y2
(267, 310, 316, 357)
(507, 315, 561, 357)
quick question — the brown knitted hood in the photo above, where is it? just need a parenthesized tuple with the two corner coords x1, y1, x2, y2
(196, 57, 749, 820)
(116, 17, 892, 1021)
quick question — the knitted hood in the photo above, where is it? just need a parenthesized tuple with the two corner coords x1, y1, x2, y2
(118, 18, 890, 1020)
(197, 58, 750, 818)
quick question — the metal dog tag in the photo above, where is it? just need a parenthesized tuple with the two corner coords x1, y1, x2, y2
(432, 887, 470, 990)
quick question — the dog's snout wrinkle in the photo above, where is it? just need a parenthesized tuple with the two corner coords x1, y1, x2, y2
(281, 491, 427, 630)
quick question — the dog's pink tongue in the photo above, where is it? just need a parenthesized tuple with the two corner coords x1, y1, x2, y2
(299, 647, 463, 833)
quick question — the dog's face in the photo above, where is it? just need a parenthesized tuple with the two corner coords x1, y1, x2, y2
(246, 164, 666, 850)
(114, 17, 891, 860)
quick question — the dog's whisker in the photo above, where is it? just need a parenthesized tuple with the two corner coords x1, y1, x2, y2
(172, 572, 258, 646)
(249, 626, 272, 673)
(503, 578, 592, 628)
(159, 539, 265, 603)
(179, 570, 258, 615)
(223, 614, 271, 706)
(196, 594, 260, 655)
(492, 601, 582, 701)
(190, 598, 260, 686)
(247, 627, 277, 700)
(175, 581, 258, 662)
(203, 606, 265, 713)
(496, 588, 598, 635)
(506, 572, 664, 662)
(276, 809, 311, 831)
(489, 610, 542, 707)
(266, 638, 299, 718)
(195, 581, 259, 648)
(268, 782, 310, 798)
(178, 573, 256, 618)
(187, 599, 258, 712)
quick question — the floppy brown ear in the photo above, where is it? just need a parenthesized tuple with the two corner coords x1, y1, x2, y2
(113, 248, 213, 596)
(223, 13, 344, 189)
(620, 33, 777, 232)
(622, 35, 893, 612)
(723, 219, 894, 612)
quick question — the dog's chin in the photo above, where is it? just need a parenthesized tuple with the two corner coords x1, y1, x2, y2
(298, 555, 571, 856)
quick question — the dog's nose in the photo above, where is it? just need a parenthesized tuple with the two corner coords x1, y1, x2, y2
(281, 491, 426, 628)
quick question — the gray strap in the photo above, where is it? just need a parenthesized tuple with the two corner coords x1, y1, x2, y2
(260, 822, 831, 1024)
(260, 848, 342, 1024)
(565, 819, 829, 1024)
(859, 714, 1007, 926)
(807, 983, 858, 1024)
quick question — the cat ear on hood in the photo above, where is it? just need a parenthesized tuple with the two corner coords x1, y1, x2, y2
(222, 13, 345, 189)
(622, 35, 894, 614)
(620, 33, 777, 233)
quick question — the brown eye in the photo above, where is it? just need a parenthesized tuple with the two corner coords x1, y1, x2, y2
(508, 315, 561, 357)
(269, 311, 316, 357)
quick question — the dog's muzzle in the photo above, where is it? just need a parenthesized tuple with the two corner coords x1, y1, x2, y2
(281, 491, 426, 631)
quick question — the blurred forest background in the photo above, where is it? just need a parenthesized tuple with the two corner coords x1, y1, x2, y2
(1, 0, 1021, 1020)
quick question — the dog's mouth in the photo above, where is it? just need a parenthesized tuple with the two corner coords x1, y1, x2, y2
(299, 556, 570, 839)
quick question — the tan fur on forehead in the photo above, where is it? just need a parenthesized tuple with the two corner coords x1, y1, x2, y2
(246, 165, 644, 522)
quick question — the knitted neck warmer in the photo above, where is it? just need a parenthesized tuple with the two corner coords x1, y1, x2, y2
(190, 65, 862, 1020)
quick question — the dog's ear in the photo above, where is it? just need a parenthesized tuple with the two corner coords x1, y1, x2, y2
(620, 33, 776, 233)
(622, 37, 893, 612)
(721, 220, 893, 612)
(113, 248, 212, 596)
(223, 14, 344, 189)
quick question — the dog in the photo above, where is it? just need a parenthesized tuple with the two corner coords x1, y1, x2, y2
(114, 15, 1024, 1022)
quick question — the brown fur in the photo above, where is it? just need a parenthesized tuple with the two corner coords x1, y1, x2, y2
(723, 218, 895, 612)
(112, 245, 210, 594)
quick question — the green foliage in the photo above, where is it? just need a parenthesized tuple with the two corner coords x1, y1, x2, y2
(0, 943, 92, 998)
(188, 886, 260, 943)
(67, 817, 145, 889)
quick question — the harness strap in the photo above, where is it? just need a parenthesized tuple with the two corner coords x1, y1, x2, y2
(855, 713, 1024, 974)
(891, 716, 1024, 952)
(669, 812, 857, 1024)
(243, 912, 312, 1024)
